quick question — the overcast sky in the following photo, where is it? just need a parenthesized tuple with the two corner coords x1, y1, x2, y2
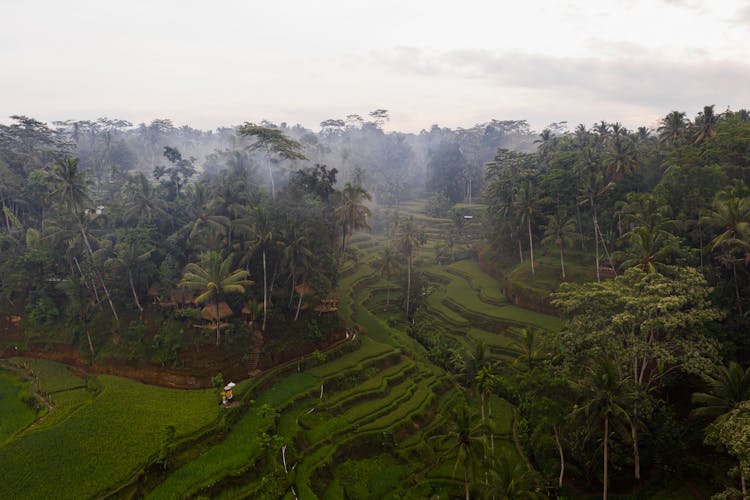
(2, 0, 748, 132)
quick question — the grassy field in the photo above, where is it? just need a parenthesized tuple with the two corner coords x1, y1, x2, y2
(0, 371, 219, 500)
(0, 370, 37, 443)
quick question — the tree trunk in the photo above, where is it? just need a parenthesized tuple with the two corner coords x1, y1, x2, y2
(289, 273, 296, 308)
(405, 254, 412, 317)
(489, 397, 495, 453)
(518, 239, 524, 263)
(480, 392, 486, 422)
(733, 263, 743, 315)
(83, 314, 94, 357)
(267, 158, 276, 200)
(592, 206, 601, 283)
(386, 282, 391, 307)
(262, 250, 268, 332)
(527, 216, 535, 275)
(604, 414, 609, 500)
(576, 204, 585, 251)
(295, 292, 303, 321)
(741, 464, 747, 499)
(1, 196, 12, 233)
(464, 466, 470, 500)
(215, 300, 221, 346)
(632, 404, 641, 480)
(554, 424, 565, 488)
(81, 228, 119, 321)
(559, 246, 567, 280)
(340, 225, 347, 259)
(128, 270, 144, 320)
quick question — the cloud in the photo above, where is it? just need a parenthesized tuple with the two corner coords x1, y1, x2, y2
(733, 4, 750, 24)
(378, 47, 750, 114)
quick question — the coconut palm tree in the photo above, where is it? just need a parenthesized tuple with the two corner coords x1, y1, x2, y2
(122, 172, 169, 224)
(515, 180, 539, 275)
(235, 207, 277, 331)
(573, 359, 632, 500)
(48, 157, 92, 214)
(107, 240, 154, 320)
(542, 210, 577, 280)
(395, 216, 426, 317)
(617, 225, 678, 273)
(432, 405, 487, 500)
(336, 183, 372, 259)
(179, 251, 253, 345)
(281, 223, 312, 308)
(692, 361, 750, 421)
(657, 111, 688, 147)
(693, 104, 719, 145)
(376, 245, 401, 307)
(702, 194, 750, 314)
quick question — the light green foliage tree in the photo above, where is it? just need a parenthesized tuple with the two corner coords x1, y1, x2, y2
(554, 267, 722, 479)
(705, 401, 750, 499)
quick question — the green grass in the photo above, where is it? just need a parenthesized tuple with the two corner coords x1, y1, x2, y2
(0, 374, 219, 500)
(8, 357, 86, 393)
(147, 372, 319, 499)
(0, 371, 37, 443)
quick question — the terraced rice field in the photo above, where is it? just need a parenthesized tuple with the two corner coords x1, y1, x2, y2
(0, 198, 559, 499)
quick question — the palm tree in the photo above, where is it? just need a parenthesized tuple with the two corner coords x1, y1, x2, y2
(183, 183, 230, 247)
(396, 216, 426, 317)
(692, 361, 750, 421)
(336, 183, 372, 259)
(605, 135, 638, 179)
(617, 226, 678, 273)
(48, 157, 92, 214)
(542, 210, 577, 280)
(179, 251, 253, 345)
(693, 104, 719, 145)
(107, 240, 154, 320)
(515, 180, 539, 275)
(657, 111, 688, 147)
(702, 194, 750, 314)
(573, 359, 632, 500)
(432, 405, 487, 500)
(58, 276, 96, 356)
(235, 207, 276, 331)
(577, 166, 615, 282)
(508, 328, 544, 367)
(44, 211, 119, 321)
(281, 224, 312, 309)
(376, 245, 401, 307)
(122, 172, 169, 224)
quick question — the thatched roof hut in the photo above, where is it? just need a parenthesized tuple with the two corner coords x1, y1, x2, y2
(201, 302, 234, 321)
(313, 298, 339, 313)
(294, 282, 316, 296)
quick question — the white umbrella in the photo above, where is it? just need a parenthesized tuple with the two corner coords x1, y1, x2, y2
(224, 385, 231, 391)
(227, 382, 236, 388)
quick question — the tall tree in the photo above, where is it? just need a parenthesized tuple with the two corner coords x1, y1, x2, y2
(542, 210, 577, 280)
(573, 359, 632, 500)
(396, 216, 426, 317)
(179, 251, 252, 345)
(238, 123, 307, 199)
(336, 183, 372, 258)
